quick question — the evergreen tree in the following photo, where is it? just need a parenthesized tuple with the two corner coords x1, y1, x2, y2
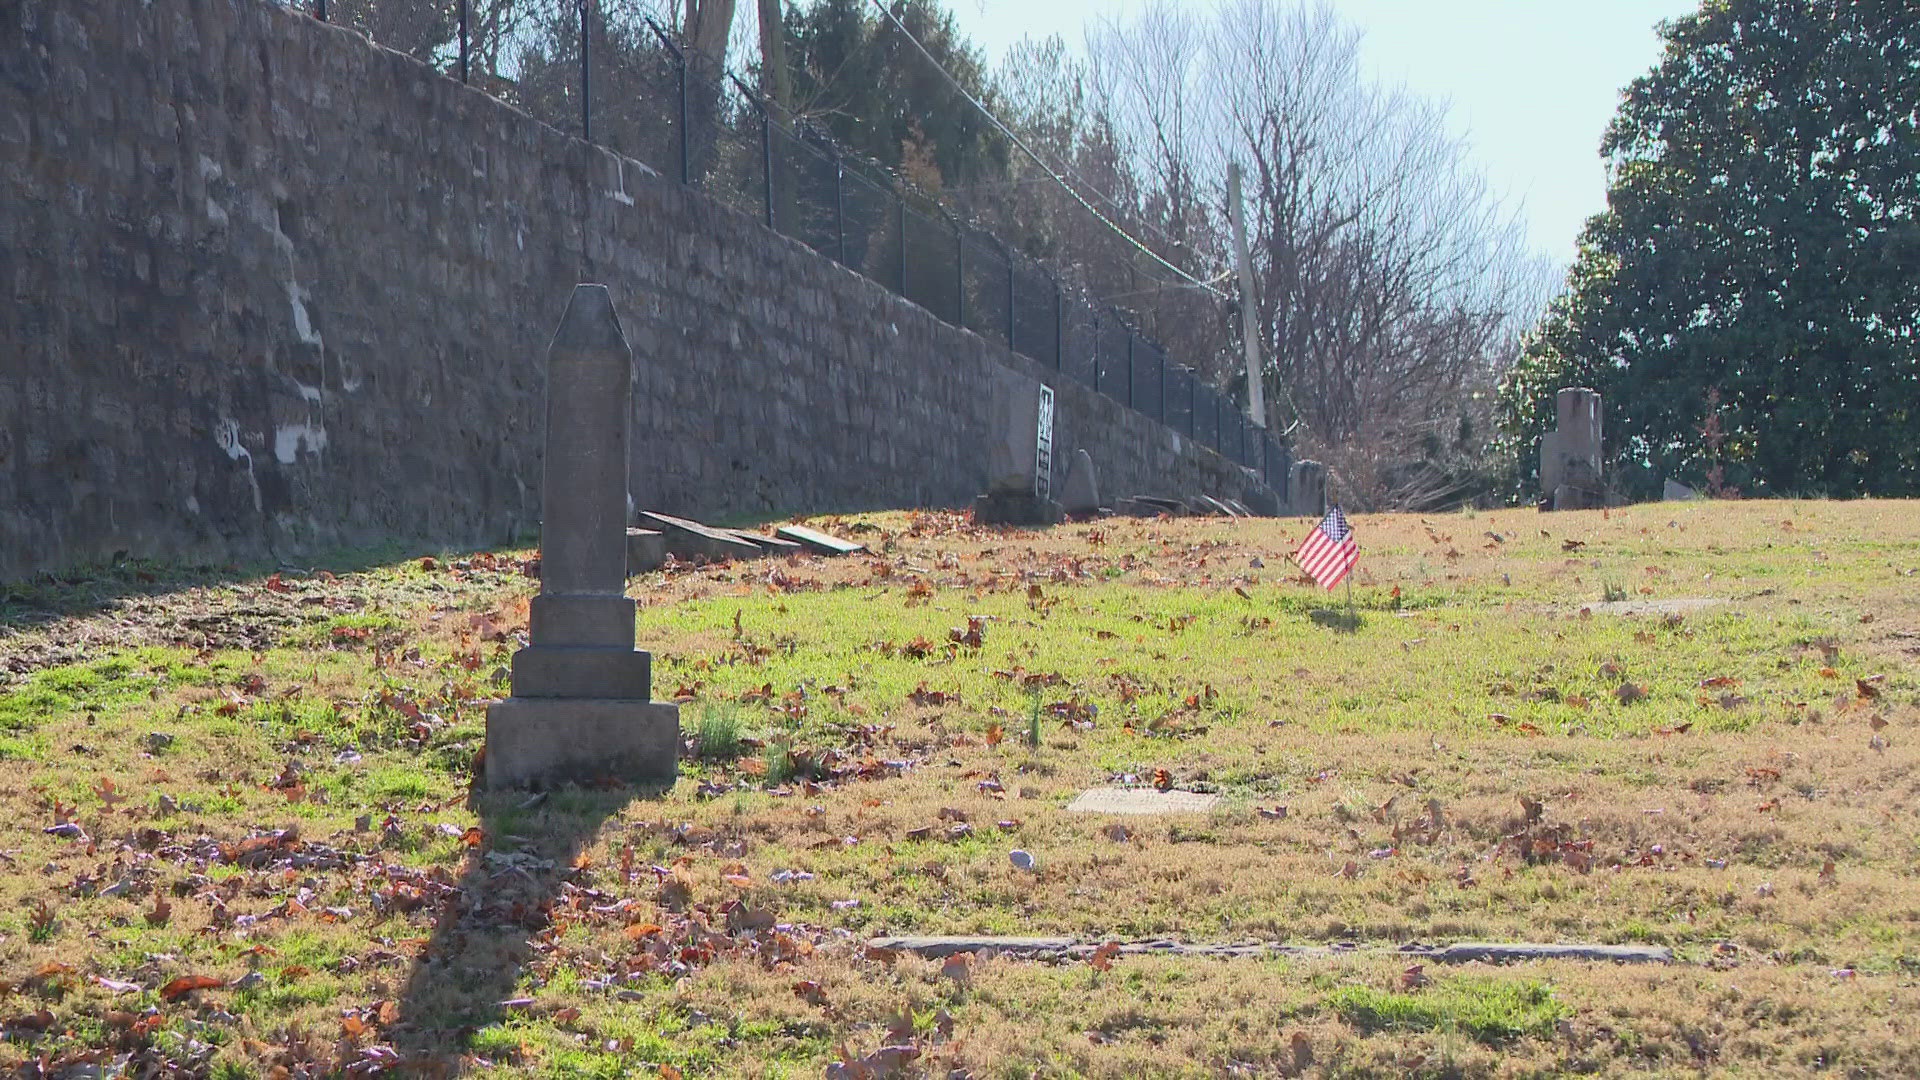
(1498, 0, 1920, 498)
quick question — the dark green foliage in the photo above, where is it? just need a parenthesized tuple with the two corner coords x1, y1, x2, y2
(1498, 0, 1920, 499)
(782, 0, 1009, 189)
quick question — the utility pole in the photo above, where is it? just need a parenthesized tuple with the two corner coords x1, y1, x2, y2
(1227, 162, 1266, 428)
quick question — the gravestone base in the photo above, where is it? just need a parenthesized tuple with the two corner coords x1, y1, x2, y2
(484, 698, 680, 790)
(972, 490, 1064, 527)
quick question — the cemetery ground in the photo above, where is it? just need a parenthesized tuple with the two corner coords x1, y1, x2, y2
(0, 501, 1917, 1078)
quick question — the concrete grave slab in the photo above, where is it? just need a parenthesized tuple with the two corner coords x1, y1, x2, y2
(866, 936, 1673, 964)
(775, 524, 866, 556)
(1587, 597, 1727, 617)
(1067, 788, 1222, 815)
(640, 511, 763, 562)
(725, 529, 804, 555)
(1131, 495, 1187, 516)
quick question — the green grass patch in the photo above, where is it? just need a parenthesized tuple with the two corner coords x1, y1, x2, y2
(1324, 977, 1568, 1043)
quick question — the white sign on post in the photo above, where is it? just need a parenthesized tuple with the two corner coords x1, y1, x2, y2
(1034, 384, 1054, 501)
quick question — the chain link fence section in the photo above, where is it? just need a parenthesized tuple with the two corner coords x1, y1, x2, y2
(287, 0, 1289, 496)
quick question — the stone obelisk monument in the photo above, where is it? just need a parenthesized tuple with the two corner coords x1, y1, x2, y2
(485, 285, 678, 789)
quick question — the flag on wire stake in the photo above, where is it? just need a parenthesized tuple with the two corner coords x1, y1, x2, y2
(1293, 507, 1359, 591)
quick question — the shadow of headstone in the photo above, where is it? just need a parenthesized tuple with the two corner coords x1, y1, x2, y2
(388, 782, 663, 1069)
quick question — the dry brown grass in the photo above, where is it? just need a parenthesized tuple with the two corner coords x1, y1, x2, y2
(0, 500, 1916, 1076)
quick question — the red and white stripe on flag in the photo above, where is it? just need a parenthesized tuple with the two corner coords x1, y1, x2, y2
(1293, 507, 1358, 590)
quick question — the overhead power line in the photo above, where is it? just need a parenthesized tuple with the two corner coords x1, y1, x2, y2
(863, 0, 1229, 299)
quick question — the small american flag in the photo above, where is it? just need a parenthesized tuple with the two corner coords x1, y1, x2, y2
(1293, 507, 1358, 590)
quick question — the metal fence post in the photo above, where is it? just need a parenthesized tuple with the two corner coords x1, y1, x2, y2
(580, 0, 591, 141)
(1157, 351, 1166, 423)
(834, 160, 846, 265)
(954, 223, 965, 327)
(1053, 280, 1063, 369)
(761, 105, 775, 231)
(315, 0, 327, 20)
(1188, 373, 1196, 439)
(1092, 330, 1102, 395)
(1005, 253, 1016, 353)
(676, 51, 690, 184)
(1125, 333, 1135, 409)
(897, 197, 908, 299)
(458, 0, 469, 83)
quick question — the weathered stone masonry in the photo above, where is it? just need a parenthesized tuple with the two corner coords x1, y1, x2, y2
(0, 0, 1275, 582)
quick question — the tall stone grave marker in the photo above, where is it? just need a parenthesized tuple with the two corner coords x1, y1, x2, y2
(485, 285, 679, 789)
(1540, 387, 1604, 510)
(1287, 460, 1327, 517)
(973, 368, 1065, 525)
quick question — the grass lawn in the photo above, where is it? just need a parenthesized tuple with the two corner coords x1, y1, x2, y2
(1, 499, 1917, 1077)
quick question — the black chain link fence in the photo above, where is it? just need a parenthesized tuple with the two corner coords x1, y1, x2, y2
(286, 0, 1289, 495)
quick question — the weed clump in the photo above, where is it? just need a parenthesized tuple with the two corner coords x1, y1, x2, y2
(694, 707, 745, 762)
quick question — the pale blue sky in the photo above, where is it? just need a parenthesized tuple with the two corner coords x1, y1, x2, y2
(949, 0, 1701, 262)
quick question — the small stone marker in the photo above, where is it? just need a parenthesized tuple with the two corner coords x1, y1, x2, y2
(640, 511, 763, 562)
(485, 285, 678, 790)
(1059, 449, 1100, 517)
(774, 524, 865, 555)
(1662, 479, 1700, 501)
(625, 528, 665, 573)
(1288, 460, 1327, 517)
(1066, 788, 1222, 815)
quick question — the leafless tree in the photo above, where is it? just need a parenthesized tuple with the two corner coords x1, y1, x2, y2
(988, 0, 1553, 507)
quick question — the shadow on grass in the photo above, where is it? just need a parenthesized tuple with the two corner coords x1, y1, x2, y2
(390, 779, 670, 1071)
(1308, 608, 1365, 633)
(0, 539, 503, 639)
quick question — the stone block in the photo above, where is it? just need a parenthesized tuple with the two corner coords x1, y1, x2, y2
(775, 524, 865, 555)
(626, 528, 665, 573)
(1662, 479, 1700, 501)
(528, 594, 636, 649)
(972, 490, 1064, 527)
(484, 698, 679, 790)
(1059, 448, 1100, 517)
(511, 645, 652, 699)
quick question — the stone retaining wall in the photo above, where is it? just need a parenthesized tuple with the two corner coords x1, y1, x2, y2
(0, 0, 1276, 581)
